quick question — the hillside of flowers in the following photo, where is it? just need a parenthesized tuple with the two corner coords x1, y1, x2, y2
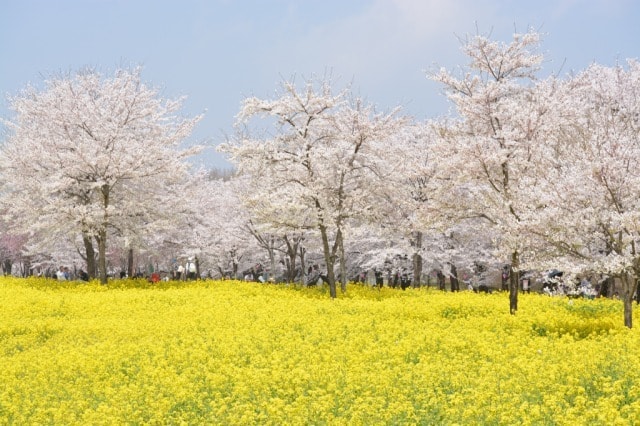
(1, 277, 640, 425)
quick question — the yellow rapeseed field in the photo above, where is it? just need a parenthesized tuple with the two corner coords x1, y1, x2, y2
(1, 277, 640, 425)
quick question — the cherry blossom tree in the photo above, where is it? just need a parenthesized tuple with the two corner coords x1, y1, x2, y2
(0, 67, 202, 284)
(221, 76, 408, 297)
(380, 121, 447, 287)
(524, 61, 640, 327)
(0, 229, 29, 276)
(187, 174, 258, 279)
(429, 29, 553, 313)
(277, 232, 307, 283)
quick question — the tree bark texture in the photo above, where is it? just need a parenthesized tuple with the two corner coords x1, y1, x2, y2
(319, 224, 337, 298)
(97, 230, 108, 285)
(412, 231, 423, 287)
(127, 247, 134, 279)
(509, 251, 520, 315)
(621, 274, 637, 328)
(83, 233, 97, 278)
(450, 264, 459, 292)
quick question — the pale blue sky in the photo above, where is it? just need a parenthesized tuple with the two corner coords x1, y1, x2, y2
(1, 0, 638, 168)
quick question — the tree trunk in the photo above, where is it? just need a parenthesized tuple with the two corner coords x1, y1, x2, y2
(284, 257, 291, 282)
(319, 224, 337, 298)
(437, 270, 445, 291)
(509, 251, 520, 315)
(283, 236, 299, 282)
(621, 274, 636, 328)
(298, 245, 306, 285)
(97, 185, 109, 285)
(127, 247, 134, 279)
(450, 263, 459, 292)
(83, 233, 97, 278)
(339, 234, 346, 293)
(412, 231, 423, 287)
(96, 230, 108, 285)
(21, 257, 31, 277)
(624, 292, 633, 329)
(268, 242, 276, 283)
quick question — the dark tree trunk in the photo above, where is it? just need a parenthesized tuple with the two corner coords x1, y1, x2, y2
(450, 264, 459, 292)
(97, 185, 110, 285)
(22, 257, 32, 277)
(127, 247, 134, 279)
(96, 230, 108, 285)
(284, 257, 291, 281)
(412, 231, 423, 287)
(298, 245, 306, 285)
(509, 251, 520, 315)
(83, 233, 97, 278)
(624, 292, 633, 329)
(437, 270, 445, 291)
(339, 235, 346, 293)
(319, 224, 337, 298)
(3, 259, 11, 276)
(288, 248, 299, 282)
(621, 274, 636, 328)
(267, 245, 276, 283)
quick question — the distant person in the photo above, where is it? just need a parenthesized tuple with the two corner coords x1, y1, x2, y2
(78, 269, 89, 281)
(186, 258, 197, 280)
(400, 270, 410, 290)
(306, 265, 320, 286)
(56, 266, 67, 281)
(374, 269, 383, 288)
(501, 266, 510, 291)
(177, 264, 185, 280)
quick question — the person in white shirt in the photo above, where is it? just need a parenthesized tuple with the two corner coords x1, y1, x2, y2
(56, 266, 66, 281)
(177, 264, 185, 280)
(186, 258, 197, 280)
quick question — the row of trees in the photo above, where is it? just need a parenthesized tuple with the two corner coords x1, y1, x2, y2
(222, 29, 640, 327)
(2, 29, 640, 327)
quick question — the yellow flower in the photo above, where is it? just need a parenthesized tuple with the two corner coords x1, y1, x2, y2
(0, 278, 639, 424)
